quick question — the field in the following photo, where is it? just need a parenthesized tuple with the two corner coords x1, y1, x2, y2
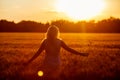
(0, 33, 120, 80)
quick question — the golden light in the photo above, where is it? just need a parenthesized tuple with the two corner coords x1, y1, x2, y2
(38, 71, 44, 77)
(55, 0, 105, 20)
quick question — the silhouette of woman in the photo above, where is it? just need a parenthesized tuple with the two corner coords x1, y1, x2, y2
(26, 25, 88, 79)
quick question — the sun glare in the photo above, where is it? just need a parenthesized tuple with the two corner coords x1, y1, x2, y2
(55, 0, 105, 20)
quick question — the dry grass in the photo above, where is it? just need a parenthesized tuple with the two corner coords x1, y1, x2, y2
(0, 33, 120, 80)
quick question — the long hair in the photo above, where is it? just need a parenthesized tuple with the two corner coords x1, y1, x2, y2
(46, 25, 60, 41)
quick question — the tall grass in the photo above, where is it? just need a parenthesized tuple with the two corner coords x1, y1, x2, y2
(0, 33, 120, 80)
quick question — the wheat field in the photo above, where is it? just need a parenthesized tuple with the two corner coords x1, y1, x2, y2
(0, 33, 120, 80)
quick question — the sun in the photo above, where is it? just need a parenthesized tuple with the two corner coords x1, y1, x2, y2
(55, 0, 105, 20)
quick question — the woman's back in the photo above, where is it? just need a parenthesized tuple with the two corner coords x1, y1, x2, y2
(43, 38, 62, 66)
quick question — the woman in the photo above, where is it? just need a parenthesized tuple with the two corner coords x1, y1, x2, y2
(26, 25, 88, 79)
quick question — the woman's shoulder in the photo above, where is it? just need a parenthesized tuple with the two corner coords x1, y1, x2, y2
(41, 38, 47, 44)
(56, 38, 65, 45)
(56, 38, 63, 42)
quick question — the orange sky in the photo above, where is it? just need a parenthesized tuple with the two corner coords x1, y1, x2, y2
(0, 0, 120, 23)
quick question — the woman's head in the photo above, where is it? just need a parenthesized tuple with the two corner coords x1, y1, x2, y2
(46, 25, 60, 40)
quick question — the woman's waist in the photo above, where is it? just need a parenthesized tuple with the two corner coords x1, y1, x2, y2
(44, 56, 60, 63)
(44, 56, 60, 61)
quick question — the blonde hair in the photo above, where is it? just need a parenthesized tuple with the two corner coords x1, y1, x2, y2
(46, 25, 60, 40)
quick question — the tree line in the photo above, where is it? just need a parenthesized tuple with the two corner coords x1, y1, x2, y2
(0, 17, 120, 33)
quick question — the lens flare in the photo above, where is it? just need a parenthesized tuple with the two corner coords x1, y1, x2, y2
(38, 71, 43, 77)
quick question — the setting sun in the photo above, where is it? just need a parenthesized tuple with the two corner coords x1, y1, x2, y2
(55, 0, 105, 20)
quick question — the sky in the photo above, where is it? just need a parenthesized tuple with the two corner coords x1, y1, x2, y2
(0, 0, 120, 23)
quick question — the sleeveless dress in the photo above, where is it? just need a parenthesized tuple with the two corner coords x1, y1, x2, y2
(40, 38, 62, 78)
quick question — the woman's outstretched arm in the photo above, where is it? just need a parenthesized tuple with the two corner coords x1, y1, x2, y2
(61, 41, 88, 56)
(27, 40, 45, 64)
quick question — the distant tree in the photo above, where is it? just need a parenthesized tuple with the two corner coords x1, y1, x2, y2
(0, 17, 120, 33)
(96, 17, 120, 33)
(0, 19, 16, 32)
